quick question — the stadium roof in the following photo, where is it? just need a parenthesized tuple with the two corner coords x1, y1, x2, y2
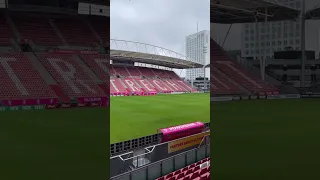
(110, 50, 202, 69)
(211, 0, 301, 24)
(305, 7, 320, 20)
(110, 39, 203, 69)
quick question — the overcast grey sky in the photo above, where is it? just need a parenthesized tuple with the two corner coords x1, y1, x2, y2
(212, 0, 320, 50)
(110, 0, 210, 56)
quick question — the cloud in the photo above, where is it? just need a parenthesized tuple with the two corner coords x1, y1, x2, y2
(110, 0, 210, 77)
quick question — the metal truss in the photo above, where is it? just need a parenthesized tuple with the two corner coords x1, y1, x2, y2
(110, 39, 187, 60)
(211, 0, 300, 23)
(110, 39, 203, 69)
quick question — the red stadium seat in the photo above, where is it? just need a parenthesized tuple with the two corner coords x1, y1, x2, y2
(173, 169, 181, 175)
(108, 65, 197, 95)
(211, 38, 279, 95)
(157, 158, 210, 180)
(36, 53, 106, 99)
(0, 52, 58, 102)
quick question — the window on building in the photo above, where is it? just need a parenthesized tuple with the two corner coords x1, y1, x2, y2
(289, 33, 294, 37)
(284, 33, 288, 38)
(261, 35, 265, 40)
(251, 43, 254, 47)
(245, 50, 249, 54)
(278, 41, 282, 45)
(245, 37, 249, 41)
(267, 42, 270, 46)
(245, 43, 249, 48)
(272, 27, 276, 32)
(266, 34, 270, 39)
(296, 39, 300, 44)
(272, 41, 275, 46)
(290, 40, 293, 45)
(296, 2, 301, 8)
(284, 40, 287, 45)
(272, 34, 276, 39)
(290, 76, 300, 81)
(251, 36, 254, 41)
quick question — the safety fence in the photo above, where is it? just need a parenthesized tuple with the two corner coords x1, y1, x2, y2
(111, 144, 210, 180)
(110, 122, 210, 157)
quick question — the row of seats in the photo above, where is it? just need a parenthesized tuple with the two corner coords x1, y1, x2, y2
(110, 77, 197, 95)
(110, 66, 181, 79)
(0, 51, 192, 104)
(0, 16, 13, 46)
(36, 53, 106, 99)
(0, 13, 108, 47)
(211, 66, 247, 95)
(0, 52, 58, 101)
(0, 52, 108, 104)
(211, 39, 279, 95)
(156, 157, 210, 180)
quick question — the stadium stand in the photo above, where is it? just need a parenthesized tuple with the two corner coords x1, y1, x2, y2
(53, 17, 100, 46)
(12, 16, 63, 46)
(36, 53, 106, 99)
(211, 38, 280, 96)
(0, 10, 109, 107)
(156, 158, 210, 180)
(0, 52, 58, 101)
(109, 65, 197, 95)
(0, 15, 14, 46)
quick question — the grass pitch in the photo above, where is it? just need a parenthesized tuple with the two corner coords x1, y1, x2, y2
(110, 93, 210, 143)
(0, 107, 108, 180)
(212, 98, 320, 180)
(0, 93, 209, 179)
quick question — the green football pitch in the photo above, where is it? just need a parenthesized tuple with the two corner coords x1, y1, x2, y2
(110, 93, 210, 143)
(0, 93, 209, 179)
(212, 98, 320, 180)
(4, 95, 320, 179)
(0, 107, 109, 180)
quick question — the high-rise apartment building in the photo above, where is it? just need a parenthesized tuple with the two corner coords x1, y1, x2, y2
(185, 30, 210, 80)
(241, 0, 304, 59)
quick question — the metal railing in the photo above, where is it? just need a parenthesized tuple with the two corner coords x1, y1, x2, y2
(110, 122, 210, 157)
(111, 144, 210, 180)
